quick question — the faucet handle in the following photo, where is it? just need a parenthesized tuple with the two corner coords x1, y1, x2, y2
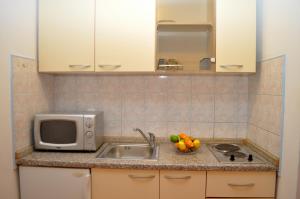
(148, 132, 156, 142)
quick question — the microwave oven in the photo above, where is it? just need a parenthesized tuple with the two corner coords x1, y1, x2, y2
(34, 112, 104, 151)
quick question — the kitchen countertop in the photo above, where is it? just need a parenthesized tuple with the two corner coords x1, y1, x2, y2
(16, 142, 278, 171)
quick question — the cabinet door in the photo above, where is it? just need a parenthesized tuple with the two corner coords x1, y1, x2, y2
(39, 0, 95, 72)
(95, 0, 156, 72)
(216, 0, 256, 73)
(92, 169, 159, 199)
(20, 167, 91, 199)
(160, 170, 206, 199)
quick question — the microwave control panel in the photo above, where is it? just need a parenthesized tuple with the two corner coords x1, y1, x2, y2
(84, 115, 96, 150)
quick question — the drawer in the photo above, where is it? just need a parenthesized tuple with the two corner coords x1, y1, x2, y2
(160, 170, 206, 199)
(208, 198, 274, 199)
(206, 171, 276, 198)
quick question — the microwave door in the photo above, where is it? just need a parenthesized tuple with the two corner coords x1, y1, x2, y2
(34, 115, 84, 150)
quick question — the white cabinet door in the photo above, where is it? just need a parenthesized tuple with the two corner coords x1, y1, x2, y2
(216, 0, 256, 73)
(20, 166, 91, 199)
(38, 0, 95, 72)
(95, 0, 156, 72)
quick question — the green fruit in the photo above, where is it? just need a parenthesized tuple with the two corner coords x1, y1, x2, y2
(170, 135, 179, 143)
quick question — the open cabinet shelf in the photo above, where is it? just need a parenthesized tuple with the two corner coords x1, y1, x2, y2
(156, 0, 216, 73)
(157, 23, 213, 32)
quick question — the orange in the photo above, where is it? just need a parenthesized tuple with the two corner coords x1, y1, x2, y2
(179, 133, 188, 139)
(185, 139, 194, 148)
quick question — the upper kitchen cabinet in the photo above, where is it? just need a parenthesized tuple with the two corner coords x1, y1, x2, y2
(95, 0, 156, 72)
(215, 0, 256, 73)
(38, 0, 95, 72)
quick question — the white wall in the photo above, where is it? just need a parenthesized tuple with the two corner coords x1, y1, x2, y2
(0, 0, 37, 198)
(257, 0, 300, 198)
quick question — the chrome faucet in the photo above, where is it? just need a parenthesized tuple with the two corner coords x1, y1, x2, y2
(133, 128, 156, 150)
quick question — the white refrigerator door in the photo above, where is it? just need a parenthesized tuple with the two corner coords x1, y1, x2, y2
(20, 166, 91, 199)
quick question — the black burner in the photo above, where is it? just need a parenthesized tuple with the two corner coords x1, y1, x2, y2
(224, 151, 247, 158)
(214, 144, 240, 153)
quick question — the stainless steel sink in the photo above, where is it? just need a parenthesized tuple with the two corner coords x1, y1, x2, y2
(97, 143, 159, 160)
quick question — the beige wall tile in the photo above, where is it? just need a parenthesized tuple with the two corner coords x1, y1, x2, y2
(191, 94, 214, 122)
(145, 122, 168, 137)
(237, 94, 248, 123)
(13, 56, 54, 151)
(54, 92, 78, 112)
(13, 72, 30, 94)
(215, 76, 238, 94)
(167, 92, 191, 122)
(236, 123, 247, 138)
(144, 76, 168, 93)
(190, 122, 214, 138)
(122, 92, 145, 121)
(52, 75, 250, 138)
(215, 94, 237, 122)
(247, 56, 284, 157)
(97, 92, 122, 122)
(167, 76, 191, 93)
(76, 75, 99, 93)
(54, 75, 76, 93)
(98, 76, 121, 92)
(122, 120, 145, 137)
(77, 93, 98, 112)
(120, 76, 145, 93)
(104, 120, 122, 136)
(167, 122, 190, 136)
(214, 123, 237, 138)
(191, 76, 215, 94)
(144, 93, 168, 122)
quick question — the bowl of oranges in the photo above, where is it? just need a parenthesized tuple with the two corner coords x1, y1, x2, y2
(169, 133, 201, 154)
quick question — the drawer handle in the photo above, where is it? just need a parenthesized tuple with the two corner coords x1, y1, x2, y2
(128, 174, 155, 179)
(69, 65, 91, 69)
(164, 175, 191, 180)
(98, 64, 121, 70)
(220, 65, 243, 68)
(228, 183, 255, 187)
(158, 20, 176, 23)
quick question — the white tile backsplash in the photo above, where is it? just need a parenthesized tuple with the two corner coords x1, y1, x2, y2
(53, 75, 249, 138)
(13, 56, 54, 151)
(12, 57, 284, 157)
(247, 56, 284, 157)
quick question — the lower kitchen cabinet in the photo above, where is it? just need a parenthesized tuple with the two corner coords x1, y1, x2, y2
(20, 166, 91, 199)
(206, 171, 276, 198)
(92, 169, 159, 199)
(160, 170, 206, 199)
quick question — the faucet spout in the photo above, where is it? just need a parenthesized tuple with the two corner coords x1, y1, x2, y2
(133, 128, 156, 150)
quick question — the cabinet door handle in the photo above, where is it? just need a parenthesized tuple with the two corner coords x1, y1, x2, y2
(164, 175, 191, 180)
(228, 183, 255, 187)
(69, 65, 91, 69)
(72, 173, 90, 178)
(220, 64, 243, 68)
(158, 20, 176, 23)
(128, 174, 155, 179)
(97, 64, 121, 71)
